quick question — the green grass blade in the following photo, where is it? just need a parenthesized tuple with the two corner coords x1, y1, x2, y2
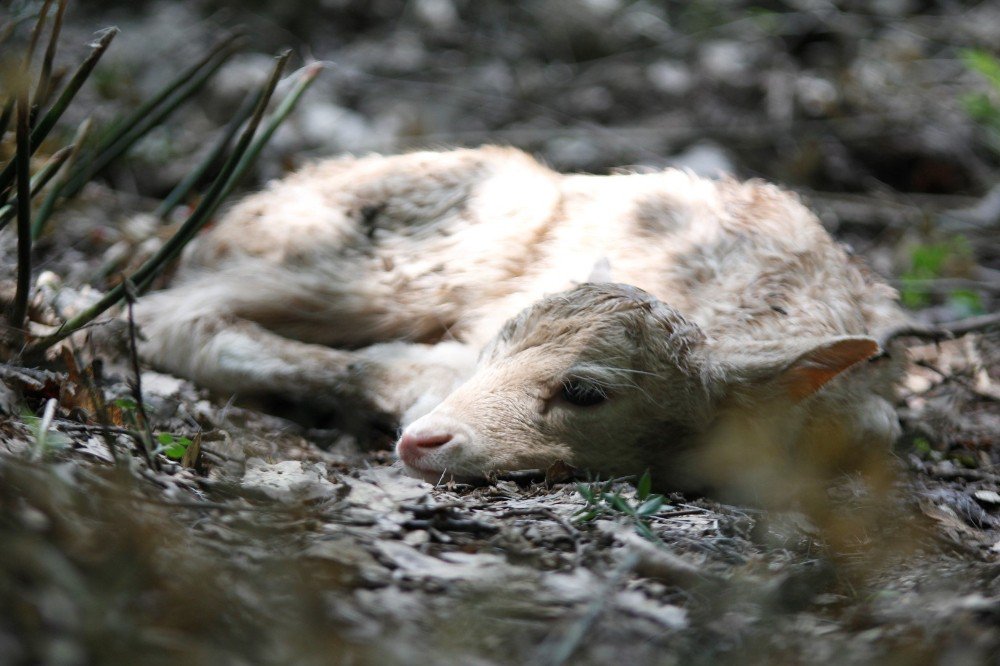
(154, 87, 262, 220)
(210, 62, 323, 221)
(91, 32, 244, 151)
(0, 27, 118, 199)
(25, 0, 55, 70)
(637, 495, 664, 517)
(23, 51, 291, 357)
(31, 0, 68, 113)
(30, 117, 92, 239)
(55, 34, 245, 203)
(0, 144, 72, 230)
(132, 49, 293, 291)
(637, 470, 652, 501)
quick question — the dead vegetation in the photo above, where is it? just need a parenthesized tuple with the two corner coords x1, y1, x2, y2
(1, 1, 999, 665)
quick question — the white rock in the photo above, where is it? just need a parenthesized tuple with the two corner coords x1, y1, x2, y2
(140, 371, 188, 400)
(75, 436, 115, 463)
(974, 490, 1000, 506)
(342, 464, 432, 511)
(667, 142, 735, 179)
(241, 458, 339, 502)
(646, 61, 693, 96)
(375, 540, 508, 582)
(699, 40, 754, 85)
(414, 0, 459, 31)
(615, 589, 688, 629)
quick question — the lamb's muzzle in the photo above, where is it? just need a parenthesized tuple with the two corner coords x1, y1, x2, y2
(397, 417, 468, 482)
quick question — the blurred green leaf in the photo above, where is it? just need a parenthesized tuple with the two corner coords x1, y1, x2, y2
(637, 496, 664, 517)
(962, 49, 1000, 90)
(114, 397, 137, 412)
(947, 289, 984, 317)
(637, 470, 652, 501)
(900, 238, 977, 310)
(156, 433, 192, 460)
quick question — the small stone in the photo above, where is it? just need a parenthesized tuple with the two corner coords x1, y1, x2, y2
(414, 0, 458, 31)
(403, 529, 430, 546)
(699, 41, 754, 85)
(667, 142, 735, 179)
(974, 490, 1000, 506)
(241, 458, 339, 502)
(646, 61, 693, 96)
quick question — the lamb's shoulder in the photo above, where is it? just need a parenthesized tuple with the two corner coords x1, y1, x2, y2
(180, 145, 558, 273)
(653, 175, 906, 341)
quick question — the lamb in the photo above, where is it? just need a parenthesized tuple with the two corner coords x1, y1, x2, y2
(134, 146, 909, 491)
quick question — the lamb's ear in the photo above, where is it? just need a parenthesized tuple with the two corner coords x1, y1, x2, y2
(773, 336, 880, 401)
(712, 336, 881, 403)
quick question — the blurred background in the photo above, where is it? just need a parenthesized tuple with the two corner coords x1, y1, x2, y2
(30, 0, 1000, 322)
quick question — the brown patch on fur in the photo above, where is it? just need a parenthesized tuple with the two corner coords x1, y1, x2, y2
(631, 191, 688, 237)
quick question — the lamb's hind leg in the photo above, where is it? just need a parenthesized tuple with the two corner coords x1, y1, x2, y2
(134, 288, 478, 437)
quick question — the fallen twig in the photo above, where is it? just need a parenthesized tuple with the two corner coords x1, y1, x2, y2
(937, 311, 1000, 337)
(912, 459, 1000, 483)
(879, 311, 1000, 350)
(615, 528, 717, 588)
(892, 277, 1000, 295)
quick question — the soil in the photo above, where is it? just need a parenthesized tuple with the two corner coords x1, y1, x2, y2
(1, 1, 999, 665)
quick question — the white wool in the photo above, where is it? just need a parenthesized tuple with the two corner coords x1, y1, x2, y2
(134, 146, 909, 488)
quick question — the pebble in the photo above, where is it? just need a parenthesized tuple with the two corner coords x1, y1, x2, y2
(973, 490, 1000, 507)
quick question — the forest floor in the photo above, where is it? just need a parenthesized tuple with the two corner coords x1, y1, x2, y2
(1, 1, 999, 664)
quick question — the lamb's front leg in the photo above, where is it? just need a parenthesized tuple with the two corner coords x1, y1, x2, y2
(135, 299, 478, 437)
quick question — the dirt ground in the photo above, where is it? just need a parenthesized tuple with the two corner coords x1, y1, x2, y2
(1, 1, 999, 664)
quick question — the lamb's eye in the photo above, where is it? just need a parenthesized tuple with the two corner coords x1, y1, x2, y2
(560, 379, 608, 407)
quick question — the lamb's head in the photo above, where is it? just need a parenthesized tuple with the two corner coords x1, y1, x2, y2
(396, 282, 888, 488)
(396, 283, 712, 483)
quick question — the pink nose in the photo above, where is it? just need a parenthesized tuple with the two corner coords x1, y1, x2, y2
(397, 431, 453, 461)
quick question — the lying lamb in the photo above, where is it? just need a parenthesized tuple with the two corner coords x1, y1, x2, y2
(135, 146, 908, 491)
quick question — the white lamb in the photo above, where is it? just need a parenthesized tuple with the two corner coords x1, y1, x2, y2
(134, 146, 908, 491)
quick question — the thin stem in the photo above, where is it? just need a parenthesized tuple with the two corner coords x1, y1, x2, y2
(132, 49, 292, 293)
(215, 62, 323, 214)
(25, 0, 54, 69)
(32, 0, 68, 113)
(155, 88, 261, 220)
(30, 117, 92, 239)
(124, 280, 159, 470)
(9, 88, 32, 346)
(91, 32, 244, 152)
